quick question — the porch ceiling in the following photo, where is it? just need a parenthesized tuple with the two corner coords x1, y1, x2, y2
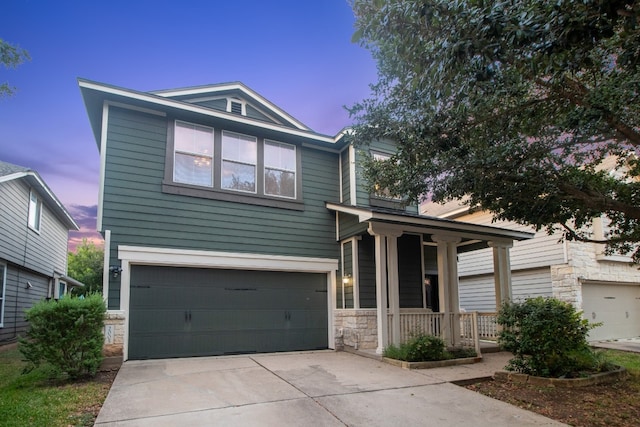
(326, 203, 533, 250)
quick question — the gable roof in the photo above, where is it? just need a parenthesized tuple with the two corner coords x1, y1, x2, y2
(0, 160, 79, 230)
(152, 82, 311, 131)
(78, 78, 351, 151)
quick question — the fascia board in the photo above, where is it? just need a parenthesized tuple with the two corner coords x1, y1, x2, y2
(153, 82, 311, 131)
(78, 79, 339, 143)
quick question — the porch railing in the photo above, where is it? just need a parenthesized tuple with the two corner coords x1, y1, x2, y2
(476, 312, 499, 341)
(387, 309, 483, 355)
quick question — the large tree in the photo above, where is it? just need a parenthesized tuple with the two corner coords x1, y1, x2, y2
(68, 239, 104, 295)
(0, 38, 30, 97)
(349, 0, 640, 260)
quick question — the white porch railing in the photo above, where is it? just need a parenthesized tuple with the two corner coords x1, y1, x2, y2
(387, 309, 483, 355)
(476, 312, 499, 341)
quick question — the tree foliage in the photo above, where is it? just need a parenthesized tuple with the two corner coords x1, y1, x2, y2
(68, 239, 104, 296)
(0, 38, 30, 97)
(349, 0, 640, 260)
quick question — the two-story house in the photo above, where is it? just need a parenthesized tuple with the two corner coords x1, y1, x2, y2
(424, 200, 640, 342)
(79, 79, 532, 361)
(0, 160, 83, 343)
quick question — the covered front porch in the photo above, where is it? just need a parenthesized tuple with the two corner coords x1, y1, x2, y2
(327, 203, 532, 355)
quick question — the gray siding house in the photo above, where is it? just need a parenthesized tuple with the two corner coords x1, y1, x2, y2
(79, 79, 531, 361)
(0, 160, 82, 343)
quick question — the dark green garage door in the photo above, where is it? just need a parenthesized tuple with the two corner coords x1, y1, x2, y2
(129, 266, 328, 360)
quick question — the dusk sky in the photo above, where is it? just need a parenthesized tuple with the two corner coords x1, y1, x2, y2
(1, 1, 378, 251)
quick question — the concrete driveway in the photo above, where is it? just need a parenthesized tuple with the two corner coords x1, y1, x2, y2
(95, 351, 564, 426)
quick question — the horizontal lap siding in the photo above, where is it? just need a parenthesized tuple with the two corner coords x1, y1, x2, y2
(459, 268, 553, 312)
(341, 150, 350, 204)
(103, 106, 339, 261)
(458, 211, 565, 276)
(0, 181, 28, 266)
(0, 180, 68, 277)
(0, 265, 49, 341)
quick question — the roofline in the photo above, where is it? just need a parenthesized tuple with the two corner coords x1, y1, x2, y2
(326, 203, 533, 241)
(0, 171, 79, 230)
(78, 79, 346, 144)
(151, 82, 311, 131)
(54, 271, 85, 287)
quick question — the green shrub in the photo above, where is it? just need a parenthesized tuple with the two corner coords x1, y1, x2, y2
(383, 332, 476, 362)
(19, 294, 106, 379)
(497, 297, 599, 378)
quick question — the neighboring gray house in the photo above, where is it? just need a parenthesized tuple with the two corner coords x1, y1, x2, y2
(423, 200, 640, 342)
(79, 79, 531, 361)
(0, 160, 83, 343)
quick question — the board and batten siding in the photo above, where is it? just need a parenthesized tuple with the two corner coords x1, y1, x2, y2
(102, 107, 341, 307)
(457, 211, 566, 277)
(459, 268, 553, 312)
(0, 179, 68, 277)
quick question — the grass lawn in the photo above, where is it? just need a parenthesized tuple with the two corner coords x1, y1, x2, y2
(0, 345, 115, 427)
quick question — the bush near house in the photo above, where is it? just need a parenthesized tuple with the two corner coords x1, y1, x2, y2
(497, 297, 610, 378)
(19, 294, 106, 379)
(384, 333, 476, 362)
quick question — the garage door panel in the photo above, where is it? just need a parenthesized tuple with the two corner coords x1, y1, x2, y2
(129, 266, 329, 359)
(583, 283, 640, 341)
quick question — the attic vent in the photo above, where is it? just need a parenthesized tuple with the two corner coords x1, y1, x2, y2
(230, 101, 243, 115)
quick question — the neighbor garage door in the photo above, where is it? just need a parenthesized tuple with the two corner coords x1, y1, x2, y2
(128, 265, 328, 359)
(582, 283, 640, 341)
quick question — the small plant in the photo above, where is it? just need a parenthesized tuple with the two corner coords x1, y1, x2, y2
(383, 332, 476, 362)
(497, 297, 601, 378)
(19, 293, 106, 379)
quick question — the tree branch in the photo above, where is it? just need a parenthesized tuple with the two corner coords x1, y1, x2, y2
(557, 181, 640, 220)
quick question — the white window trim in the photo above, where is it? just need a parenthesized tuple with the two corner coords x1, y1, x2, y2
(0, 262, 5, 327)
(226, 98, 247, 116)
(264, 139, 297, 199)
(221, 130, 258, 194)
(117, 245, 339, 361)
(28, 189, 42, 233)
(173, 120, 215, 187)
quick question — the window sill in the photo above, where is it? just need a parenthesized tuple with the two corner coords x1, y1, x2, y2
(162, 181, 305, 211)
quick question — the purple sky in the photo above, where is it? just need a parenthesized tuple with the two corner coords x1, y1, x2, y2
(1, 1, 377, 250)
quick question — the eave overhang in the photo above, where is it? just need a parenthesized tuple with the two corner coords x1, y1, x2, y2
(326, 202, 533, 245)
(0, 171, 79, 230)
(78, 78, 351, 152)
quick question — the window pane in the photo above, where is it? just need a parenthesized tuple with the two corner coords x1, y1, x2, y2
(222, 161, 256, 192)
(265, 168, 295, 198)
(28, 192, 41, 230)
(222, 132, 257, 164)
(175, 122, 213, 155)
(174, 153, 213, 186)
(265, 141, 295, 171)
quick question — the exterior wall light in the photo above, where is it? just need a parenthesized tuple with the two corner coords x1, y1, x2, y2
(109, 265, 123, 278)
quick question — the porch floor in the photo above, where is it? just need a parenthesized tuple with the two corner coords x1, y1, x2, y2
(343, 346, 510, 384)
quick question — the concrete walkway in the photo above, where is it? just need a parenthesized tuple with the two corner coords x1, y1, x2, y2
(95, 351, 565, 426)
(592, 337, 640, 353)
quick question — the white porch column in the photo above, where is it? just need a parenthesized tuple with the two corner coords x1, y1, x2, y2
(432, 234, 461, 347)
(488, 241, 513, 308)
(368, 223, 403, 354)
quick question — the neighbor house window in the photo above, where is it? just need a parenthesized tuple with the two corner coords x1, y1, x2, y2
(173, 121, 214, 187)
(264, 140, 296, 198)
(0, 264, 5, 327)
(221, 131, 257, 193)
(28, 190, 42, 231)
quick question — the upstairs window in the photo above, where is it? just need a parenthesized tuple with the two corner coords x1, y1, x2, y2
(173, 121, 214, 187)
(264, 140, 296, 198)
(165, 120, 303, 209)
(28, 190, 42, 231)
(221, 131, 257, 193)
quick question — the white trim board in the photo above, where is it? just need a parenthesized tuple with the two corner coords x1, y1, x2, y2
(117, 245, 339, 361)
